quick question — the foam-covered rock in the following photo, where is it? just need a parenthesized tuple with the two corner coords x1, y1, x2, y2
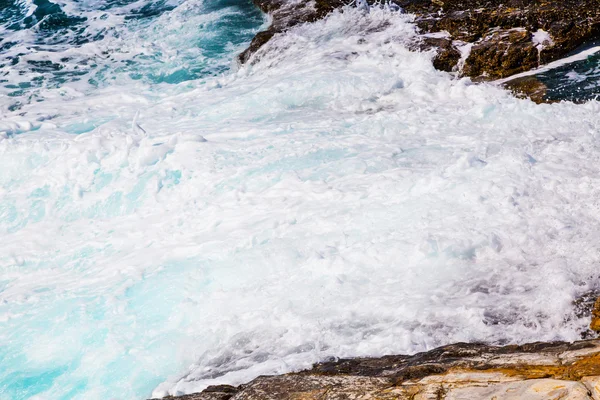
(156, 339, 600, 399)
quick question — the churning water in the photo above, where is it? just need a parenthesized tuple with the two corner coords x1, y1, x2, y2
(2, 1, 600, 399)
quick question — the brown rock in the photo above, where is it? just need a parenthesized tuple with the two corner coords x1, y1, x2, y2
(420, 37, 462, 72)
(503, 76, 548, 104)
(240, 0, 600, 88)
(462, 29, 539, 79)
(591, 297, 600, 332)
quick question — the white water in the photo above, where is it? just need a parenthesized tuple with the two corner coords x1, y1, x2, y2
(2, 6, 600, 400)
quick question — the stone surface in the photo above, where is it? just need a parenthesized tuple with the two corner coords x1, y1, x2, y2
(583, 376, 600, 400)
(153, 339, 600, 399)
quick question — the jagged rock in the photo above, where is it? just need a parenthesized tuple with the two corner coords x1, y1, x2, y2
(154, 339, 600, 399)
(461, 28, 539, 79)
(420, 37, 462, 72)
(241, 0, 600, 85)
(238, 0, 346, 63)
(402, 0, 600, 80)
(163, 385, 239, 400)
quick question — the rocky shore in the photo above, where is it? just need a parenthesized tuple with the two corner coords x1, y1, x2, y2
(153, 299, 600, 399)
(239, 0, 600, 102)
(160, 339, 600, 400)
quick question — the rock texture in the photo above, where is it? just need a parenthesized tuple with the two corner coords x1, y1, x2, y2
(503, 76, 549, 104)
(240, 0, 600, 101)
(156, 339, 600, 400)
(402, 0, 600, 79)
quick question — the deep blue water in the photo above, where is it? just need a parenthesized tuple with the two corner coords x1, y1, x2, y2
(536, 52, 600, 102)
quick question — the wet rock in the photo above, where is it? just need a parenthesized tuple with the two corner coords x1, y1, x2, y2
(163, 385, 239, 400)
(503, 76, 549, 104)
(419, 37, 462, 72)
(238, 0, 346, 63)
(574, 291, 600, 338)
(462, 28, 539, 79)
(592, 297, 600, 332)
(241, 0, 600, 99)
(154, 339, 600, 399)
(395, 0, 600, 80)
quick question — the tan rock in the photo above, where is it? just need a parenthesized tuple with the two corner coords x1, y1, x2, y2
(446, 379, 591, 400)
(582, 376, 600, 400)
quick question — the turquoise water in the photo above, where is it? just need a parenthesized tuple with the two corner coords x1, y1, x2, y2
(0, 0, 265, 111)
(1, 0, 265, 398)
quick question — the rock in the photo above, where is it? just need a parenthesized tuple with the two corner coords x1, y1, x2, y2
(582, 376, 600, 400)
(462, 28, 539, 79)
(153, 339, 600, 399)
(592, 297, 600, 332)
(503, 76, 549, 104)
(163, 385, 239, 400)
(240, 0, 600, 99)
(574, 291, 600, 338)
(238, 0, 346, 63)
(419, 37, 462, 72)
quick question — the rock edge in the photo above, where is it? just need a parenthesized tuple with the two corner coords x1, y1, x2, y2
(155, 338, 600, 399)
(240, 0, 600, 103)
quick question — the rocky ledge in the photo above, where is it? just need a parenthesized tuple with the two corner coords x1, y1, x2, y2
(160, 339, 600, 400)
(240, 0, 600, 102)
(153, 298, 600, 400)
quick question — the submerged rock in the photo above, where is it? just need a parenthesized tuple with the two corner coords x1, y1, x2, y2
(238, 0, 347, 63)
(156, 339, 600, 400)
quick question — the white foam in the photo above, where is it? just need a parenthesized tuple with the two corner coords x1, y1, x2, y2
(532, 29, 553, 51)
(1, 6, 600, 400)
(421, 31, 451, 39)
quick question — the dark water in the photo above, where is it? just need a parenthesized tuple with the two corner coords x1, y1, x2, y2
(537, 52, 600, 102)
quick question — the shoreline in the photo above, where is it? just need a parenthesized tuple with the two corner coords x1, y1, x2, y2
(155, 338, 600, 399)
(239, 0, 600, 103)
(154, 298, 600, 399)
